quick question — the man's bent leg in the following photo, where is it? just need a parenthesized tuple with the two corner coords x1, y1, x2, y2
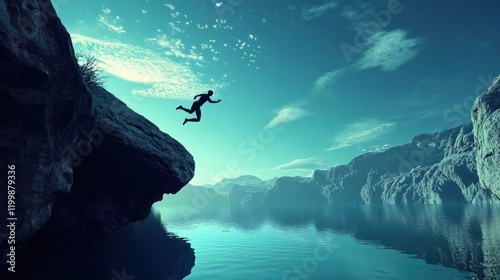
(185, 108, 201, 123)
(179, 106, 194, 114)
(195, 108, 201, 121)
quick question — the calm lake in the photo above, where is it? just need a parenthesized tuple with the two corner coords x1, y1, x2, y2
(156, 204, 500, 280)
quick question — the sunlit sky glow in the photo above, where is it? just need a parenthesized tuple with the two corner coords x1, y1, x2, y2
(52, 0, 500, 185)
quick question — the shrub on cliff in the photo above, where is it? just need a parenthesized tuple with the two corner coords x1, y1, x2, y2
(77, 53, 107, 88)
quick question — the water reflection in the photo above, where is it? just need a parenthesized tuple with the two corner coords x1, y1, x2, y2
(160, 204, 500, 279)
(5, 214, 194, 280)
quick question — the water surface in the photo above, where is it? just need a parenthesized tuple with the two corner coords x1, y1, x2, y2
(157, 204, 500, 279)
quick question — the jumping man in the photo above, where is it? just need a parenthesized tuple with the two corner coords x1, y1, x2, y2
(176, 90, 221, 125)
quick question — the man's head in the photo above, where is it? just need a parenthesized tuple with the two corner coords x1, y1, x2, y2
(208, 90, 214, 96)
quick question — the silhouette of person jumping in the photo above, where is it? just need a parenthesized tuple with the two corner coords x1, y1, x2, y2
(176, 90, 221, 125)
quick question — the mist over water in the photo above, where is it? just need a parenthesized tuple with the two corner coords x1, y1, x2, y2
(157, 203, 500, 279)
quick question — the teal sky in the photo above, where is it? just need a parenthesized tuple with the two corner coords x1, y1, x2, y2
(52, 0, 500, 185)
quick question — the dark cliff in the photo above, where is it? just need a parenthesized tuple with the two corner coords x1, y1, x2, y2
(0, 0, 195, 278)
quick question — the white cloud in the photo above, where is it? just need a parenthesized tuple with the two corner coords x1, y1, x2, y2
(214, 18, 234, 30)
(197, 23, 209, 30)
(142, 10, 148, 14)
(265, 106, 310, 129)
(328, 119, 396, 151)
(132, 80, 227, 99)
(98, 14, 125, 34)
(310, 30, 422, 93)
(305, 1, 424, 93)
(164, 3, 175, 10)
(327, 143, 352, 151)
(71, 34, 227, 99)
(300, 1, 338, 20)
(102, 8, 111, 14)
(230, 37, 261, 67)
(168, 21, 183, 33)
(274, 158, 330, 171)
(73, 34, 166, 83)
(313, 67, 348, 94)
(146, 34, 203, 61)
(356, 30, 423, 71)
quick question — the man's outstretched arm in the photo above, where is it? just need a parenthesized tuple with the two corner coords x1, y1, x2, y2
(208, 98, 221, 103)
(193, 94, 201, 99)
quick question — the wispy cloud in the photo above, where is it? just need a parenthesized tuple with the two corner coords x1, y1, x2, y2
(265, 106, 310, 129)
(306, 0, 424, 92)
(98, 14, 125, 34)
(274, 158, 331, 171)
(328, 119, 396, 151)
(356, 30, 423, 71)
(268, 157, 335, 178)
(71, 34, 227, 99)
(164, 3, 175, 11)
(313, 67, 348, 94)
(311, 29, 422, 92)
(300, 1, 338, 20)
(146, 34, 204, 61)
(337, 1, 423, 70)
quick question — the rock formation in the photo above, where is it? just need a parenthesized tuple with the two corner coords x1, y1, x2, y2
(211, 175, 271, 195)
(267, 121, 498, 205)
(0, 1, 195, 278)
(1, 0, 93, 247)
(208, 123, 497, 206)
(472, 75, 500, 199)
(49, 86, 195, 232)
